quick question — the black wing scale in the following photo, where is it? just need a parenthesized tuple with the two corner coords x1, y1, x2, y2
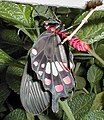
(30, 31, 75, 112)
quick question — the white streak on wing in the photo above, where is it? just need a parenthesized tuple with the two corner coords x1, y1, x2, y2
(28, 81, 32, 93)
(45, 62, 51, 74)
(52, 62, 58, 76)
(25, 79, 29, 87)
(70, 62, 73, 69)
(58, 44, 67, 63)
(55, 61, 63, 71)
(29, 80, 32, 86)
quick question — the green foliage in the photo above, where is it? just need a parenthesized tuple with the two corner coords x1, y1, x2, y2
(34, 5, 53, 19)
(0, 2, 33, 27)
(0, 83, 10, 105)
(74, 11, 104, 44)
(0, 1, 104, 120)
(75, 76, 86, 90)
(6, 66, 23, 94)
(0, 49, 13, 64)
(0, 29, 22, 44)
(65, 93, 95, 120)
(82, 110, 104, 120)
(0, 105, 6, 112)
(96, 44, 104, 60)
(91, 92, 104, 110)
(0, 29, 23, 54)
(4, 109, 27, 120)
(87, 65, 103, 91)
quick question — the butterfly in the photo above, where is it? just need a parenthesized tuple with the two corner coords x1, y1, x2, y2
(30, 30, 75, 112)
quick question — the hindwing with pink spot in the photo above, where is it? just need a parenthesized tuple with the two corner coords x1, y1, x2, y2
(30, 31, 75, 112)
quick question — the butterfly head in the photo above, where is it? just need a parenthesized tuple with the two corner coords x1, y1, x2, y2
(44, 19, 63, 31)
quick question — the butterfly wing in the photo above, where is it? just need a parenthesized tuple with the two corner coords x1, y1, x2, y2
(30, 31, 75, 112)
(20, 56, 50, 115)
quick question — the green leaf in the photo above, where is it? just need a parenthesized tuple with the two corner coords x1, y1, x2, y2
(66, 93, 95, 120)
(4, 109, 27, 120)
(6, 66, 23, 94)
(0, 83, 10, 105)
(0, 29, 22, 45)
(0, 29, 23, 54)
(96, 44, 104, 60)
(34, 5, 53, 19)
(7, 65, 23, 76)
(74, 11, 104, 44)
(0, 105, 7, 112)
(87, 65, 103, 88)
(75, 76, 86, 90)
(56, 7, 71, 14)
(0, 49, 13, 64)
(0, 63, 7, 72)
(55, 107, 63, 120)
(0, 49, 24, 68)
(0, 2, 33, 27)
(82, 110, 104, 120)
(38, 114, 52, 120)
(91, 92, 104, 110)
(26, 112, 34, 120)
(89, 32, 104, 44)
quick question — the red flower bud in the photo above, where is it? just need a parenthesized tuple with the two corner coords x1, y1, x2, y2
(69, 37, 90, 52)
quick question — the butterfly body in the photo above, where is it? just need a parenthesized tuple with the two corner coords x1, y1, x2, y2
(20, 20, 75, 114)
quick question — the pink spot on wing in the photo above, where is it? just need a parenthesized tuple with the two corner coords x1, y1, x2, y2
(44, 78, 51, 85)
(55, 84, 63, 92)
(63, 76, 71, 84)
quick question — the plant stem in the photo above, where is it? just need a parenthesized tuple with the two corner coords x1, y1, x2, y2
(59, 100, 75, 120)
(35, 21, 40, 37)
(88, 49, 104, 66)
(74, 53, 92, 57)
(62, 9, 96, 44)
(26, 112, 34, 120)
(15, 25, 37, 41)
(83, 88, 89, 94)
(74, 62, 81, 74)
(38, 114, 50, 120)
(94, 86, 97, 94)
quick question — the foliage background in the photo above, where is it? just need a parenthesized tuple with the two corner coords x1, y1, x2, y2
(0, 1, 104, 120)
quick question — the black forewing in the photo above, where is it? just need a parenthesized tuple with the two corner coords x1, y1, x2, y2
(30, 31, 75, 112)
(20, 56, 50, 115)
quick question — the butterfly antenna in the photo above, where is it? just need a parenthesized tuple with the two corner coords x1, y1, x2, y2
(50, 7, 61, 23)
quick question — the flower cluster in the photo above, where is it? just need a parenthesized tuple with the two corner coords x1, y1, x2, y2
(69, 37, 90, 52)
